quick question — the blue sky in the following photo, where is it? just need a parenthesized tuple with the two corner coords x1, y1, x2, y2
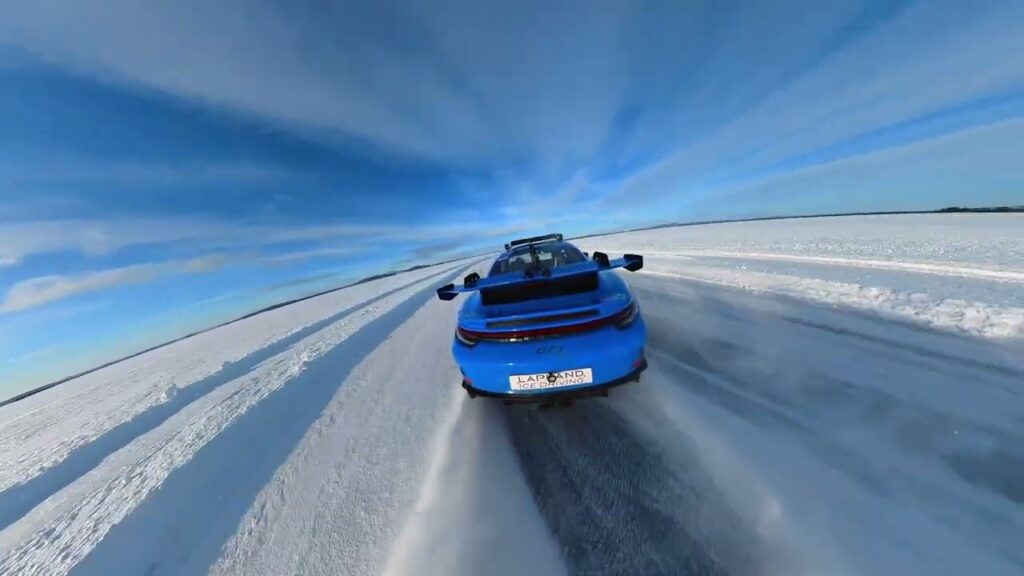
(1, 0, 1022, 398)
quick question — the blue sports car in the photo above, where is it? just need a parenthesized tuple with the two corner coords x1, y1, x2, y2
(437, 233, 647, 403)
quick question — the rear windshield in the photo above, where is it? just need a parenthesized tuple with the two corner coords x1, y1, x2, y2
(489, 243, 587, 276)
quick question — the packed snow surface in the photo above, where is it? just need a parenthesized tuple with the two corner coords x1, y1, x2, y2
(0, 214, 1022, 576)
(578, 214, 1024, 338)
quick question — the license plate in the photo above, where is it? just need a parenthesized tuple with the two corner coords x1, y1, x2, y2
(509, 368, 593, 391)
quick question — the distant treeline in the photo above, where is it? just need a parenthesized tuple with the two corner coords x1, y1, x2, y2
(937, 206, 1024, 213)
(574, 205, 1024, 240)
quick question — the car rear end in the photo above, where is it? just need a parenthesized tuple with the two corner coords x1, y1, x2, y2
(452, 253, 647, 401)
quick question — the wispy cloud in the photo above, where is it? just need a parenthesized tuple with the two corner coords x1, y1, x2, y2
(0, 215, 552, 268)
(0, 0, 878, 171)
(0, 0, 596, 165)
(687, 119, 1024, 217)
(1, 265, 162, 313)
(0, 219, 232, 265)
(0, 229, 488, 312)
(0, 159, 294, 189)
(603, 1, 1024, 214)
(264, 246, 360, 265)
(0, 300, 111, 352)
(411, 240, 474, 261)
(2, 0, 1019, 232)
(5, 345, 62, 364)
(1, 0, 1021, 398)
(0, 255, 230, 313)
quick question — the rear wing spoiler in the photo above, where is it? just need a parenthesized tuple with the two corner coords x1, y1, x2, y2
(437, 252, 643, 301)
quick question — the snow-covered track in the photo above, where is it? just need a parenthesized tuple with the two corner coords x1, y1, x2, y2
(0, 263, 472, 576)
(0, 263, 468, 495)
(0, 267, 465, 533)
(0, 215, 1021, 576)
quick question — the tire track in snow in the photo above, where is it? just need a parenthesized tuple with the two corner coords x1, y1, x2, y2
(0, 266, 464, 532)
(0, 262, 467, 496)
(0, 265, 469, 576)
(66, 264, 470, 576)
(636, 258, 1024, 339)
(383, 400, 566, 576)
(498, 268, 1024, 576)
(630, 274, 1024, 435)
(210, 261, 488, 576)
(629, 278, 1024, 383)
(632, 273, 1024, 573)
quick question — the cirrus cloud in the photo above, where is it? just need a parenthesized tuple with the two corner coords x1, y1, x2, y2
(0, 264, 162, 313)
(0, 255, 229, 313)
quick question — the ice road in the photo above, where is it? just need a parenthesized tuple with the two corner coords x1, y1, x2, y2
(0, 214, 1022, 576)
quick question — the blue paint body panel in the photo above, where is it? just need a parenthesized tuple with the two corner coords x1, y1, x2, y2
(454, 308, 646, 396)
(439, 240, 648, 399)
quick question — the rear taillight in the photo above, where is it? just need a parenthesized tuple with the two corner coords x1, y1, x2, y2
(456, 327, 478, 346)
(614, 301, 639, 329)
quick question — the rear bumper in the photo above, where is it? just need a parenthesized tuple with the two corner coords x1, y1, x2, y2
(453, 313, 647, 396)
(462, 358, 647, 402)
